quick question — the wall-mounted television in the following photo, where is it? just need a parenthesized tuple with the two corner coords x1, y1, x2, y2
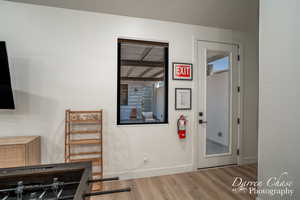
(0, 41, 15, 109)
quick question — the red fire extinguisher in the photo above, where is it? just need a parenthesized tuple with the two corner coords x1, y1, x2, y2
(177, 115, 187, 139)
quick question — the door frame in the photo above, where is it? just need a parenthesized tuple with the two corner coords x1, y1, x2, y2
(192, 39, 244, 169)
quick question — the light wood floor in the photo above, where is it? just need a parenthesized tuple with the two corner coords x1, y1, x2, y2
(93, 164, 257, 200)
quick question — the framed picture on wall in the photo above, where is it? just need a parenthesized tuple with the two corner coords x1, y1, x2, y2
(175, 88, 192, 110)
(173, 63, 193, 80)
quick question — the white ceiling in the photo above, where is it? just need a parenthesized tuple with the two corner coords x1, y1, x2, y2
(6, 0, 259, 32)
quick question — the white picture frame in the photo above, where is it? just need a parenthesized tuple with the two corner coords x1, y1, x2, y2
(175, 88, 192, 110)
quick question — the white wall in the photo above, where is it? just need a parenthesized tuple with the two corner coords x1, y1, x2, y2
(259, 0, 299, 198)
(0, 1, 258, 178)
(239, 31, 259, 164)
(7, 0, 260, 32)
(207, 72, 229, 146)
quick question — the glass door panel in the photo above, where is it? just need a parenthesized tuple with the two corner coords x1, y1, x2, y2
(205, 50, 231, 156)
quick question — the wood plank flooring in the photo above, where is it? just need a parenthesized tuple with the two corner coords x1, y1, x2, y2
(93, 164, 257, 200)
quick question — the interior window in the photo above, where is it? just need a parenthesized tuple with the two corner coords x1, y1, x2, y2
(117, 39, 169, 125)
(120, 84, 128, 105)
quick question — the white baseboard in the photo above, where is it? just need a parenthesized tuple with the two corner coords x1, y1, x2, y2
(242, 156, 257, 165)
(104, 164, 193, 180)
(104, 158, 257, 180)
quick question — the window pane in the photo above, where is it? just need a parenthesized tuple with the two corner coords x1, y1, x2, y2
(206, 50, 230, 155)
(207, 53, 229, 75)
(120, 84, 128, 105)
(118, 40, 168, 124)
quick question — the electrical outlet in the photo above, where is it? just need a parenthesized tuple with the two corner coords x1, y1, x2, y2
(143, 155, 148, 163)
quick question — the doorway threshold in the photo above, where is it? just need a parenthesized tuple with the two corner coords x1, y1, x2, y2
(197, 164, 238, 171)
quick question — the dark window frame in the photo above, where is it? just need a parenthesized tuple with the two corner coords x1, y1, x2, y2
(117, 39, 169, 125)
(120, 84, 129, 106)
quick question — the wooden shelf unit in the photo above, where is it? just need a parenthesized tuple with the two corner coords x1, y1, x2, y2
(65, 109, 103, 186)
(70, 130, 100, 134)
(69, 139, 102, 145)
(69, 120, 102, 124)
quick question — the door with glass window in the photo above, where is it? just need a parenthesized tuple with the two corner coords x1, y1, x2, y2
(197, 41, 239, 168)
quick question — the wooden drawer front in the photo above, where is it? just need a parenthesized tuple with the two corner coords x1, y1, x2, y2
(0, 145, 25, 168)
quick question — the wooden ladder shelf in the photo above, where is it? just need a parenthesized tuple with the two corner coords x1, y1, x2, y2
(65, 109, 103, 190)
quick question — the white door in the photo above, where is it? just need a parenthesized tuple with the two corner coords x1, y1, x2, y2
(197, 41, 239, 168)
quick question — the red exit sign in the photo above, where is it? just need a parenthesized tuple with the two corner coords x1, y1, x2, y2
(173, 63, 193, 80)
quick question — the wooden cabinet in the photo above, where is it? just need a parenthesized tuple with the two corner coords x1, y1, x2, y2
(0, 136, 41, 168)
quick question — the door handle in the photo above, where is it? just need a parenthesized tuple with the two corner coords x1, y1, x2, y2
(199, 120, 208, 124)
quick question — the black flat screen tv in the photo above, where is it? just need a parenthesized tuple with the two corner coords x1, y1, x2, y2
(0, 41, 15, 109)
